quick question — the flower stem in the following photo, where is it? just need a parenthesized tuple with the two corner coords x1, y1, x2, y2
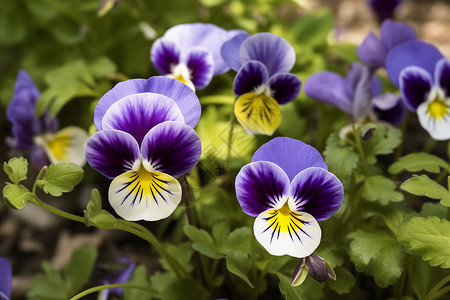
(424, 274, 450, 300)
(69, 283, 156, 300)
(351, 123, 369, 175)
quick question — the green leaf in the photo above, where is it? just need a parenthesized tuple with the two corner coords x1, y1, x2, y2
(348, 229, 405, 287)
(289, 8, 334, 48)
(326, 266, 355, 295)
(360, 123, 402, 163)
(397, 216, 450, 268)
(3, 157, 28, 184)
(160, 242, 193, 273)
(421, 202, 447, 219)
(28, 262, 67, 300)
(277, 272, 324, 300)
(38, 163, 83, 197)
(123, 265, 153, 300)
(224, 250, 253, 287)
(220, 226, 251, 254)
(184, 225, 222, 259)
(63, 247, 98, 296)
(3, 184, 33, 210)
(84, 189, 116, 229)
(362, 175, 404, 205)
(324, 133, 359, 179)
(400, 175, 450, 207)
(389, 152, 449, 174)
(159, 278, 210, 300)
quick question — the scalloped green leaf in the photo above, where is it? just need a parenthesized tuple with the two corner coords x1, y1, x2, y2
(400, 175, 450, 207)
(389, 152, 449, 174)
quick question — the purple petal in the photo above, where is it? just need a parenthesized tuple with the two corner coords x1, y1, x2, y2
(85, 130, 140, 179)
(185, 47, 214, 89)
(102, 93, 184, 145)
(233, 61, 269, 96)
(304, 71, 352, 114)
(240, 33, 296, 76)
(0, 257, 12, 298)
(150, 38, 180, 75)
(267, 73, 301, 105)
(349, 63, 372, 121)
(386, 40, 443, 87)
(380, 19, 416, 51)
(399, 66, 433, 111)
(357, 32, 386, 69)
(162, 23, 233, 75)
(372, 93, 406, 126)
(94, 76, 200, 130)
(371, 76, 383, 97)
(141, 121, 201, 178)
(289, 167, 343, 221)
(221, 32, 251, 72)
(235, 161, 290, 217)
(103, 257, 136, 295)
(369, 0, 403, 21)
(435, 58, 450, 98)
(251, 137, 327, 182)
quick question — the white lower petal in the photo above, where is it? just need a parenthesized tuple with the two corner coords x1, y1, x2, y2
(109, 169, 182, 221)
(254, 207, 321, 258)
(417, 100, 450, 141)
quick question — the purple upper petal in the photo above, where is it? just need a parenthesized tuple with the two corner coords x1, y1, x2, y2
(369, 0, 403, 21)
(289, 167, 343, 221)
(85, 130, 140, 179)
(141, 121, 201, 178)
(221, 32, 251, 72)
(386, 40, 443, 87)
(251, 137, 327, 182)
(0, 257, 12, 298)
(372, 93, 406, 125)
(240, 33, 296, 76)
(94, 76, 201, 130)
(380, 20, 416, 51)
(102, 93, 184, 146)
(357, 32, 386, 69)
(150, 39, 180, 75)
(162, 23, 235, 75)
(304, 71, 352, 114)
(435, 58, 450, 98)
(235, 161, 290, 217)
(233, 61, 269, 96)
(185, 47, 214, 89)
(349, 63, 372, 120)
(399, 66, 433, 111)
(267, 73, 301, 105)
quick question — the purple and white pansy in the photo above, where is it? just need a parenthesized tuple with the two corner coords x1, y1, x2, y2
(386, 40, 450, 140)
(150, 23, 243, 90)
(6, 70, 88, 168)
(86, 76, 202, 221)
(221, 32, 302, 136)
(304, 62, 405, 128)
(235, 137, 343, 258)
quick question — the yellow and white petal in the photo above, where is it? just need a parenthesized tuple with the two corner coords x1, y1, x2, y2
(234, 92, 281, 136)
(38, 126, 89, 166)
(109, 168, 182, 221)
(254, 203, 321, 258)
(417, 96, 450, 141)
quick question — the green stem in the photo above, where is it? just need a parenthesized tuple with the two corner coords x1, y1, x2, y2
(424, 274, 450, 300)
(32, 195, 85, 223)
(432, 285, 450, 300)
(70, 283, 156, 300)
(32, 167, 47, 195)
(226, 119, 236, 176)
(258, 256, 275, 281)
(351, 123, 369, 175)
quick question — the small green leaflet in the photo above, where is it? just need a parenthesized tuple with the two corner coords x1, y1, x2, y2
(361, 175, 404, 205)
(400, 175, 450, 207)
(37, 163, 83, 197)
(389, 152, 449, 174)
(3, 157, 28, 185)
(323, 133, 359, 179)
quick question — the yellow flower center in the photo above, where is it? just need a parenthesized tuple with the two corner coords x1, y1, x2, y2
(428, 98, 448, 120)
(265, 202, 306, 236)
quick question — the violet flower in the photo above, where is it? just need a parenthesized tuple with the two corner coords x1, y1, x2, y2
(221, 32, 301, 136)
(150, 23, 243, 90)
(6, 70, 88, 168)
(386, 40, 450, 140)
(86, 76, 202, 221)
(98, 257, 135, 300)
(357, 19, 416, 70)
(0, 257, 12, 300)
(235, 137, 343, 257)
(368, 0, 403, 22)
(304, 62, 405, 127)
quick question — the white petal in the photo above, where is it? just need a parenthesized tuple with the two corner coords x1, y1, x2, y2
(417, 100, 450, 141)
(254, 208, 321, 258)
(109, 169, 182, 221)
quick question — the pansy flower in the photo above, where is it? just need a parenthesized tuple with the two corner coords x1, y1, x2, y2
(357, 19, 415, 70)
(368, 0, 403, 22)
(0, 257, 12, 300)
(235, 137, 343, 257)
(304, 62, 405, 127)
(86, 76, 202, 221)
(386, 40, 450, 140)
(150, 23, 243, 90)
(98, 257, 135, 300)
(221, 32, 302, 135)
(6, 70, 88, 168)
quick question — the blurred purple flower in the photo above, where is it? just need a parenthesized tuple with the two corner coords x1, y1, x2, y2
(0, 257, 12, 300)
(357, 19, 416, 70)
(150, 23, 243, 90)
(86, 76, 202, 221)
(6, 70, 88, 168)
(304, 62, 405, 126)
(235, 138, 343, 258)
(98, 257, 135, 299)
(386, 40, 450, 140)
(221, 32, 301, 135)
(368, 0, 403, 22)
